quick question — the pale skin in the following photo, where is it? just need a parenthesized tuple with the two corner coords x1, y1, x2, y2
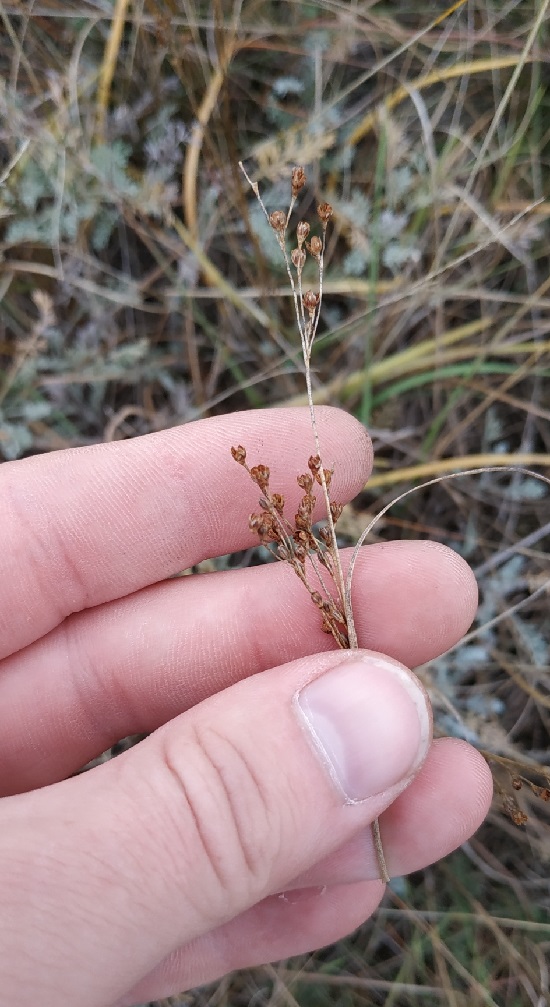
(0, 406, 492, 1007)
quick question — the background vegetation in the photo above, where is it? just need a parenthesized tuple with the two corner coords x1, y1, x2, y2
(1, 0, 550, 1004)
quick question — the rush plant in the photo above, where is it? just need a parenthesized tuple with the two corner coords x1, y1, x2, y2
(232, 163, 550, 869)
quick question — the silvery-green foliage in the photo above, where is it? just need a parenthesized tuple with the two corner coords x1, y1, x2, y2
(343, 247, 370, 276)
(91, 207, 120, 252)
(512, 614, 548, 667)
(89, 141, 137, 197)
(144, 102, 190, 170)
(337, 191, 371, 229)
(506, 477, 548, 501)
(5, 136, 138, 248)
(0, 400, 54, 460)
(272, 77, 305, 98)
(0, 420, 34, 461)
(335, 149, 428, 276)
(382, 240, 421, 273)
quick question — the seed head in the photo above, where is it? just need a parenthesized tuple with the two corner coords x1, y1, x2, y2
(330, 501, 343, 522)
(249, 513, 262, 533)
(303, 290, 320, 316)
(319, 525, 332, 546)
(319, 549, 334, 572)
(269, 210, 287, 233)
(231, 445, 247, 465)
(291, 165, 306, 197)
(512, 810, 528, 826)
(308, 235, 323, 259)
(321, 467, 332, 488)
(271, 492, 285, 514)
(294, 511, 311, 532)
(502, 795, 528, 826)
(291, 248, 306, 271)
(308, 454, 321, 474)
(317, 201, 333, 226)
(296, 220, 310, 246)
(297, 473, 313, 492)
(249, 464, 270, 491)
(293, 543, 307, 564)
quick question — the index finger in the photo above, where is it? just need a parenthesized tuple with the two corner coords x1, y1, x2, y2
(0, 407, 371, 659)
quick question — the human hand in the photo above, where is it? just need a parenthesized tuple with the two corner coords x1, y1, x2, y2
(0, 407, 492, 1007)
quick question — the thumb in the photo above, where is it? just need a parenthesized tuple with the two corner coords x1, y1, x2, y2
(0, 650, 430, 1007)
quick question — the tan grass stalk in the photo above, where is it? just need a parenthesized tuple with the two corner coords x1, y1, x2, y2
(96, 0, 131, 141)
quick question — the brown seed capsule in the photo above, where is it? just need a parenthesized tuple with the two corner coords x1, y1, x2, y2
(330, 501, 343, 522)
(317, 201, 333, 225)
(291, 248, 306, 271)
(269, 210, 286, 233)
(307, 235, 323, 259)
(311, 591, 323, 607)
(511, 776, 522, 791)
(303, 290, 320, 316)
(294, 512, 310, 532)
(294, 543, 307, 564)
(231, 445, 246, 465)
(319, 525, 331, 545)
(296, 220, 310, 246)
(249, 513, 262, 532)
(291, 165, 306, 196)
(249, 464, 270, 491)
(271, 492, 285, 514)
(512, 810, 528, 826)
(297, 473, 313, 492)
(502, 795, 528, 826)
(308, 454, 321, 473)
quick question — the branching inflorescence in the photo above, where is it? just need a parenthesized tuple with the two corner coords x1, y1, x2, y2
(231, 162, 388, 877)
(232, 163, 357, 652)
(231, 445, 349, 648)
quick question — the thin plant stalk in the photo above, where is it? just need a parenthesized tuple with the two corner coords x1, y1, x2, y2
(238, 163, 380, 872)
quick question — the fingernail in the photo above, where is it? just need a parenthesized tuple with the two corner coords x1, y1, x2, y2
(296, 655, 430, 803)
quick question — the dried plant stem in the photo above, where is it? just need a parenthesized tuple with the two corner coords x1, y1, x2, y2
(304, 365, 358, 649)
(239, 162, 355, 645)
(96, 0, 131, 142)
(237, 162, 386, 878)
(371, 819, 389, 883)
(346, 466, 550, 612)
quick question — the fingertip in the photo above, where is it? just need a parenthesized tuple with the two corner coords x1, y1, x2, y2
(381, 736, 493, 875)
(346, 539, 478, 666)
(268, 405, 372, 498)
(417, 540, 479, 625)
(436, 737, 494, 824)
(310, 406, 373, 486)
